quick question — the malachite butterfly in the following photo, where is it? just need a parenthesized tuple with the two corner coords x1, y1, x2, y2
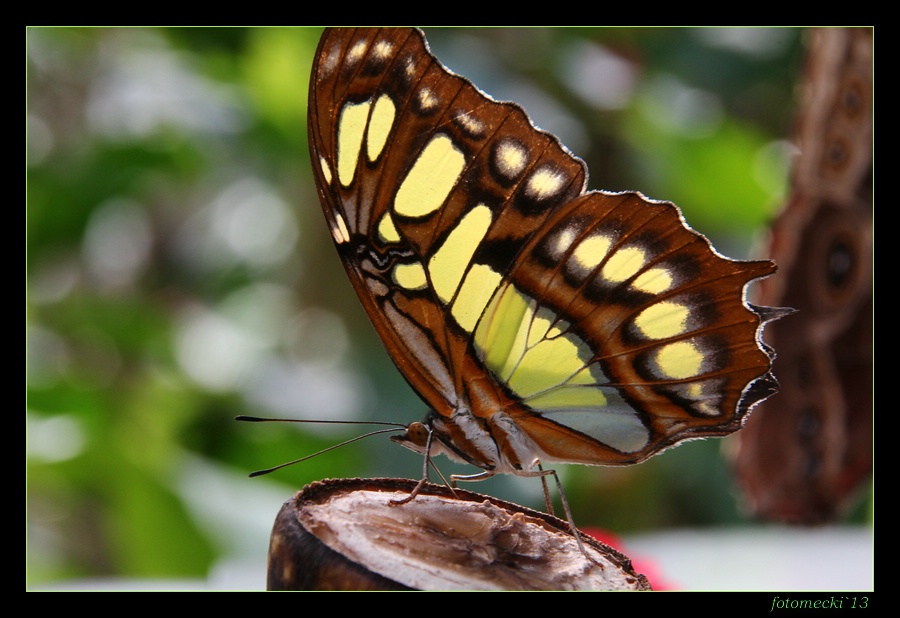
(305, 27, 788, 513)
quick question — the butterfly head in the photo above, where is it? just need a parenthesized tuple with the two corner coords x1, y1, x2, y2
(390, 413, 466, 465)
(391, 419, 431, 452)
(390, 410, 506, 474)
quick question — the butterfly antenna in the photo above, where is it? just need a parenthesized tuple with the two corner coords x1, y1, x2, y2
(235, 416, 408, 477)
(236, 415, 406, 429)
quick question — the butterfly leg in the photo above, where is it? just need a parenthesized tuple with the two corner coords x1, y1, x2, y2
(428, 459, 456, 492)
(391, 424, 436, 505)
(391, 423, 459, 505)
(534, 462, 555, 516)
(513, 464, 603, 568)
(450, 464, 555, 517)
(449, 470, 496, 488)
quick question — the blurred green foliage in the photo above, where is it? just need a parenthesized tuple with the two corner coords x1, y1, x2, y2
(29, 27, 862, 589)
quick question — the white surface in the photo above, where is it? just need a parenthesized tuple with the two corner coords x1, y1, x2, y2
(623, 526, 874, 591)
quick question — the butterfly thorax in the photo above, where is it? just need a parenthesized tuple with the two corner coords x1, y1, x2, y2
(392, 409, 544, 475)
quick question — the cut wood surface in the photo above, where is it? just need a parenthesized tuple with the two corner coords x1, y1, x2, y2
(267, 477, 651, 591)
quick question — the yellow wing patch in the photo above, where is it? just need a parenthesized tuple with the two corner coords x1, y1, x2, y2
(395, 135, 466, 218)
(429, 205, 493, 304)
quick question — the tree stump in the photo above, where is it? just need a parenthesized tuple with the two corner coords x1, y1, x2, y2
(266, 477, 651, 591)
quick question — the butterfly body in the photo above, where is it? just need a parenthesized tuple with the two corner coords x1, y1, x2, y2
(308, 28, 785, 485)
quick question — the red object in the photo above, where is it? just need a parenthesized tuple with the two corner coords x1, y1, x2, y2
(585, 528, 677, 591)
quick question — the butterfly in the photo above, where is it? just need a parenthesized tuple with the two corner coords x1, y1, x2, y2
(731, 27, 872, 524)
(306, 27, 787, 524)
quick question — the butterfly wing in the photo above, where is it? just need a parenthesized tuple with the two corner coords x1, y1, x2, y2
(308, 27, 783, 468)
(732, 27, 872, 522)
(481, 190, 784, 464)
(308, 27, 587, 413)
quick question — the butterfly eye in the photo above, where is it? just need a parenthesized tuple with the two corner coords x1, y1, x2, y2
(405, 422, 430, 448)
